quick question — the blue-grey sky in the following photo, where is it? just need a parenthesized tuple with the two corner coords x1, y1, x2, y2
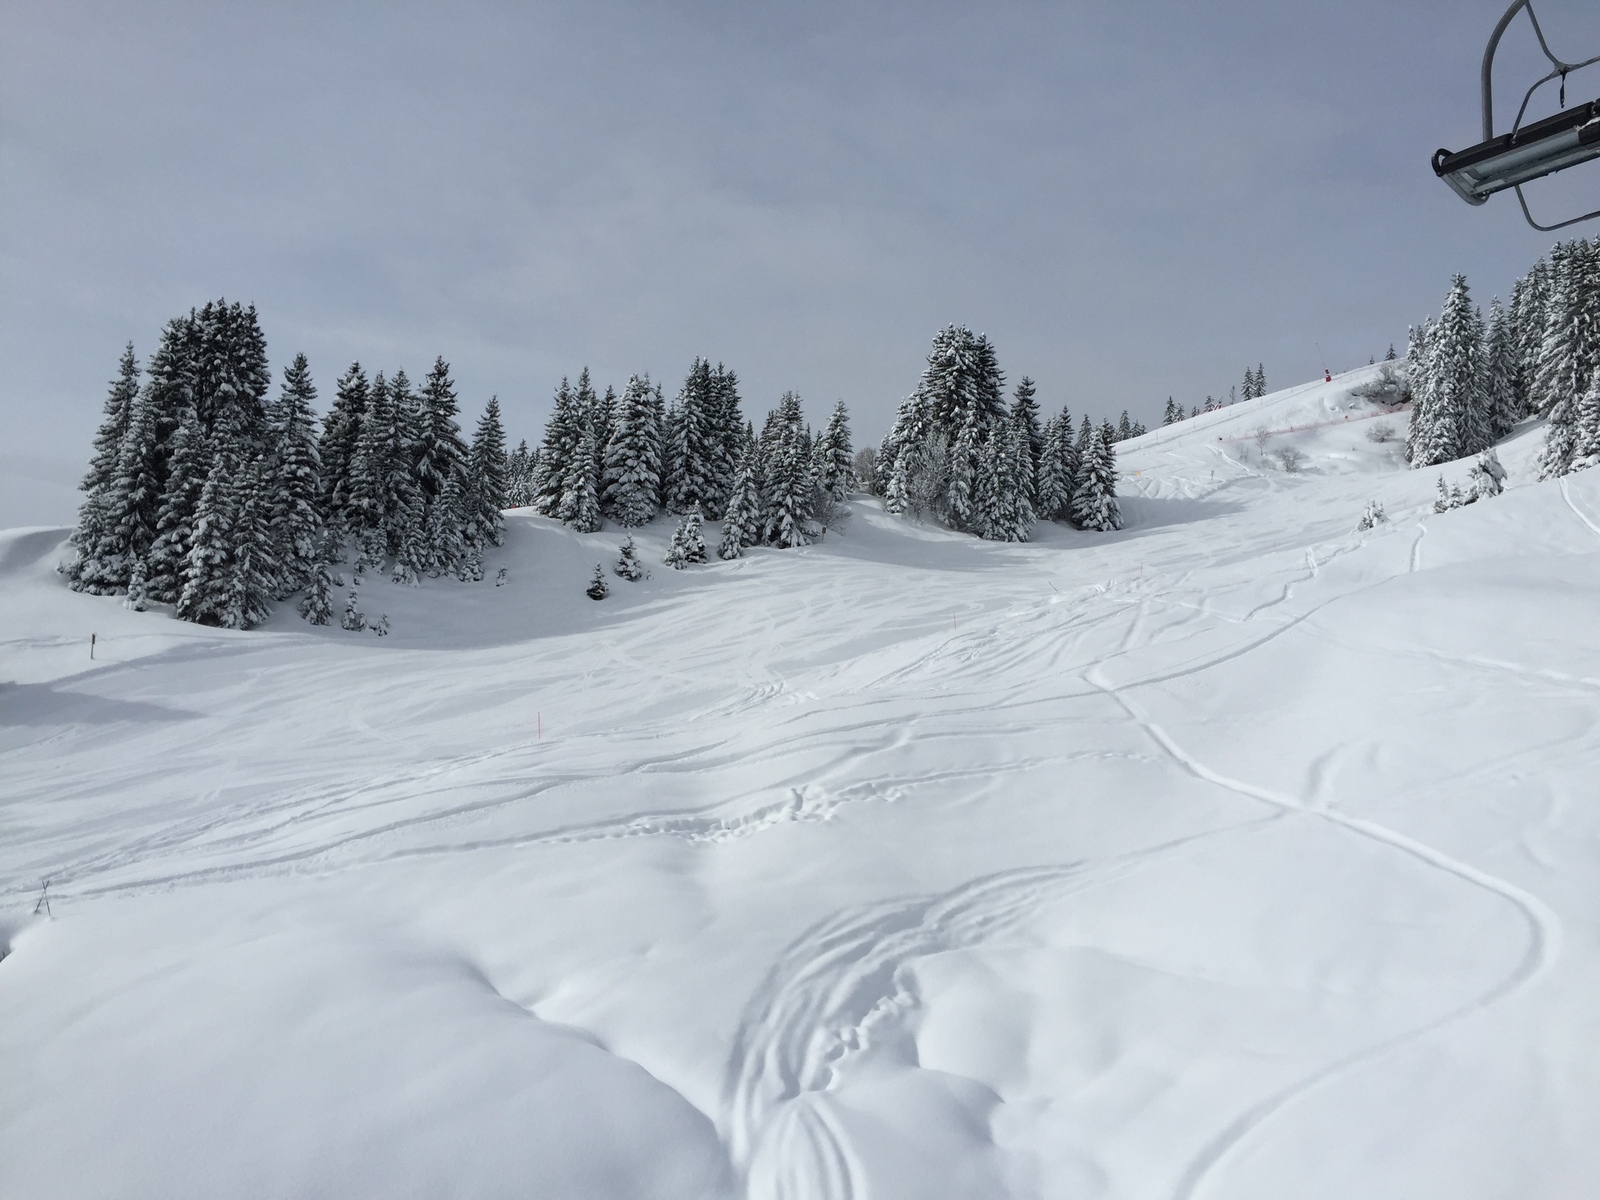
(5, 0, 1600, 524)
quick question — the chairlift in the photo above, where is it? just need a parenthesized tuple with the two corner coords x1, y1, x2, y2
(1433, 0, 1600, 230)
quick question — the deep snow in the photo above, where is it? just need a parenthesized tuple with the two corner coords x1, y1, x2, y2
(4, 365, 1600, 1199)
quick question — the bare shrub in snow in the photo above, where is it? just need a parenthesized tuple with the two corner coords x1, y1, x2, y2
(1276, 447, 1305, 473)
(852, 447, 878, 495)
(902, 431, 951, 523)
(1350, 363, 1407, 406)
(1365, 421, 1397, 444)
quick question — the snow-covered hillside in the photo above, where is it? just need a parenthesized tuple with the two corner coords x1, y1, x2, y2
(4, 365, 1600, 1199)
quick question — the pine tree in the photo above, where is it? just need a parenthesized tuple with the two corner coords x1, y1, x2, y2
(721, 445, 764, 558)
(666, 358, 737, 515)
(1412, 275, 1487, 468)
(124, 553, 148, 611)
(1510, 258, 1549, 414)
(679, 507, 707, 563)
(586, 564, 609, 600)
(1541, 376, 1600, 478)
(340, 581, 366, 631)
(1069, 425, 1122, 532)
(177, 458, 235, 625)
(320, 363, 368, 533)
(382, 370, 426, 560)
(506, 440, 535, 508)
(761, 393, 816, 548)
(812, 399, 857, 503)
(346, 371, 391, 554)
(266, 353, 324, 597)
(99, 384, 166, 591)
(299, 560, 336, 625)
(602, 374, 663, 527)
(1162, 397, 1184, 425)
(1035, 411, 1077, 521)
(1530, 242, 1581, 419)
(1010, 377, 1043, 484)
(1485, 297, 1520, 443)
(533, 378, 582, 515)
(559, 422, 603, 533)
(465, 396, 508, 549)
(145, 403, 207, 604)
(69, 346, 144, 593)
(615, 536, 646, 581)
(413, 357, 469, 566)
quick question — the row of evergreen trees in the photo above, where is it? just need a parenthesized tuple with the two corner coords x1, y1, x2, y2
(1408, 238, 1600, 477)
(875, 325, 1122, 539)
(525, 360, 857, 551)
(69, 301, 508, 629)
(1159, 364, 1268, 426)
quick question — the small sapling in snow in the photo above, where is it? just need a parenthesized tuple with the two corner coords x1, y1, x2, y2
(587, 564, 610, 600)
(615, 536, 645, 581)
(1357, 500, 1388, 530)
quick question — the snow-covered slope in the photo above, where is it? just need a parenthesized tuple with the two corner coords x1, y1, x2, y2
(5, 366, 1600, 1200)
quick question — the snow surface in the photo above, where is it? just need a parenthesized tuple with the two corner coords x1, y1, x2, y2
(4, 364, 1600, 1199)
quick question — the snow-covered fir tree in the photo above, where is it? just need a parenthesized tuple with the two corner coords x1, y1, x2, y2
(1069, 424, 1122, 532)
(533, 377, 584, 515)
(265, 353, 324, 597)
(299, 560, 336, 625)
(761, 392, 817, 548)
(1010, 377, 1043, 486)
(878, 325, 1008, 533)
(559, 422, 603, 533)
(145, 403, 206, 604)
(319, 363, 368, 534)
(505, 440, 535, 508)
(413, 358, 469, 555)
(614, 535, 645, 581)
(68, 346, 144, 594)
(812, 399, 856, 505)
(586, 564, 609, 600)
(720, 442, 763, 559)
(601, 374, 663, 527)
(464, 397, 508, 550)
(1410, 275, 1488, 469)
(664, 507, 707, 568)
(1484, 297, 1520, 443)
(1162, 397, 1184, 425)
(1540, 376, 1600, 479)
(1035, 409, 1077, 522)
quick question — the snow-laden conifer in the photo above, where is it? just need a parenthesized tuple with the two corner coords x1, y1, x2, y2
(720, 446, 764, 558)
(465, 397, 508, 549)
(602, 374, 663, 527)
(533, 377, 583, 515)
(761, 393, 816, 548)
(1009, 377, 1042, 485)
(320, 363, 368, 532)
(813, 399, 856, 504)
(586, 564, 609, 600)
(1034, 411, 1076, 522)
(266, 353, 324, 597)
(615, 536, 646, 581)
(1069, 425, 1122, 532)
(299, 561, 336, 625)
(1162, 398, 1184, 425)
(1411, 277, 1487, 468)
(1485, 297, 1520, 443)
(559, 422, 603, 533)
(69, 346, 143, 594)
(145, 404, 207, 604)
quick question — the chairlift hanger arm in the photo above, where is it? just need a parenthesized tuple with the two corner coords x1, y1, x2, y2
(1435, 0, 1600, 228)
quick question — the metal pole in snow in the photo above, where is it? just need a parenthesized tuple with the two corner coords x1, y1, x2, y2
(90, 633, 96, 660)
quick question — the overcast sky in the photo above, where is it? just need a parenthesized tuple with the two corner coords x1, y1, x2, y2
(5, 0, 1600, 524)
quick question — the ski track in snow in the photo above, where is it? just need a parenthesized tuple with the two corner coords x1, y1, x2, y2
(721, 824, 1270, 1200)
(1088, 673, 1563, 1200)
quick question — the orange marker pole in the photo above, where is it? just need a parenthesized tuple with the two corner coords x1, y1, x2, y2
(537, 712, 542, 740)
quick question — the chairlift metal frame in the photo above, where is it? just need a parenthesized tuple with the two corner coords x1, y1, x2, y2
(1433, 0, 1600, 230)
